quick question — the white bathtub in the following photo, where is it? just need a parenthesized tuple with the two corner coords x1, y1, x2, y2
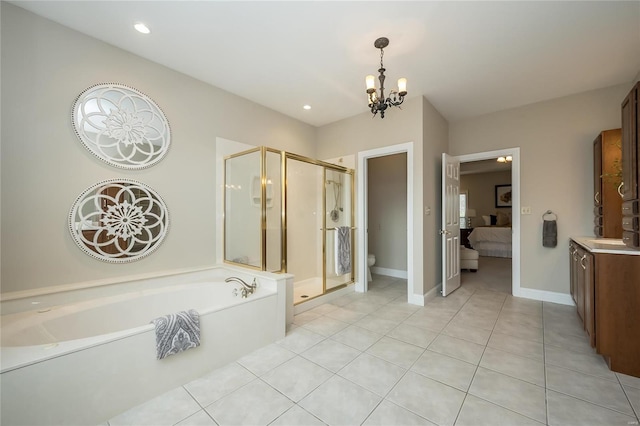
(0, 266, 293, 426)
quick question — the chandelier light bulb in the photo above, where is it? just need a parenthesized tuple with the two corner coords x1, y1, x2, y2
(365, 75, 376, 92)
(397, 78, 407, 95)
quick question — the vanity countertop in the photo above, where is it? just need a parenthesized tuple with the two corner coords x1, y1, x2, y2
(571, 237, 640, 256)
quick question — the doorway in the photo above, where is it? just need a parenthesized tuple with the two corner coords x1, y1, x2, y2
(448, 148, 521, 296)
(357, 142, 415, 301)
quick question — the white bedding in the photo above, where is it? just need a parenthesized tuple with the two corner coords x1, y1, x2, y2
(468, 226, 512, 258)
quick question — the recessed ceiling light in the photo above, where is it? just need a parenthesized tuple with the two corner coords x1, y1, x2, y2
(134, 22, 151, 34)
(303, 105, 311, 110)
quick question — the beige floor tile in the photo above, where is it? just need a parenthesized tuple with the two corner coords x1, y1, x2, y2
(366, 336, 424, 368)
(455, 394, 544, 426)
(619, 372, 640, 390)
(299, 375, 381, 426)
(302, 316, 349, 337)
(174, 410, 217, 426)
(363, 400, 436, 425)
(428, 334, 485, 365)
(261, 356, 333, 402)
(330, 324, 383, 351)
(236, 343, 296, 376)
(277, 326, 326, 354)
(544, 329, 594, 354)
(480, 347, 545, 386)
(301, 338, 361, 372)
(270, 405, 326, 426)
(184, 362, 257, 406)
(469, 367, 546, 423)
(547, 390, 638, 426)
(205, 380, 293, 425)
(411, 350, 477, 392)
(338, 352, 407, 396)
(442, 322, 492, 345)
(387, 371, 466, 426)
(355, 315, 401, 334)
(623, 385, 640, 418)
(546, 365, 635, 416)
(544, 345, 616, 381)
(325, 306, 368, 323)
(109, 387, 202, 426)
(386, 323, 438, 348)
(493, 318, 543, 343)
(487, 332, 544, 362)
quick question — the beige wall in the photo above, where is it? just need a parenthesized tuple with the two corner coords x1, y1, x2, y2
(422, 97, 450, 295)
(367, 153, 407, 272)
(450, 83, 632, 293)
(0, 4, 316, 294)
(461, 170, 512, 227)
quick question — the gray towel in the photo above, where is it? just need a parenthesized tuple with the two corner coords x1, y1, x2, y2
(543, 220, 557, 248)
(335, 226, 351, 275)
(151, 309, 200, 360)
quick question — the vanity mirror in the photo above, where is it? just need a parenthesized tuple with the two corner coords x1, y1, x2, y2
(69, 179, 169, 262)
(72, 83, 171, 169)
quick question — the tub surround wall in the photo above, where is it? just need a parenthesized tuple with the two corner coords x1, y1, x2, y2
(0, 3, 316, 295)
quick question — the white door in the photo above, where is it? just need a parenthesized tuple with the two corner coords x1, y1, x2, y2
(441, 153, 461, 296)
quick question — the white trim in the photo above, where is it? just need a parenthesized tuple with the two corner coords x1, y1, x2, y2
(423, 283, 442, 305)
(357, 142, 414, 304)
(514, 287, 575, 306)
(370, 267, 408, 279)
(457, 147, 521, 299)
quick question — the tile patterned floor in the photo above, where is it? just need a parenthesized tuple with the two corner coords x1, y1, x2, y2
(108, 272, 640, 426)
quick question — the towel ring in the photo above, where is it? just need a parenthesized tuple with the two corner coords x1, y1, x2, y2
(542, 210, 557, 220)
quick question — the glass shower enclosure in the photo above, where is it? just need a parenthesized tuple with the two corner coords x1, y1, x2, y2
(224, 147, 354, 304)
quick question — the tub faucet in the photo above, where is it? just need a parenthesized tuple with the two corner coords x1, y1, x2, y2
(225, 277, 257, 298)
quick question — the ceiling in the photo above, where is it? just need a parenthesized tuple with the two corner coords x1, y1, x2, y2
(12, 1, 640, 127)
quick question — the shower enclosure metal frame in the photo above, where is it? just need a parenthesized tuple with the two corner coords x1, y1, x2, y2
(223, 147, 354, 302)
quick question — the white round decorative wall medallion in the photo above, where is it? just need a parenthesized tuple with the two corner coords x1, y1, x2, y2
(72, 83, 171, 169)
(69, 179, 169, 262)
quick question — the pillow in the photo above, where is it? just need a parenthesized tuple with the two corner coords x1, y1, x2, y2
(482, 215, 491, 226)
(496, 211, 510, 226)
(490, 215, 497, 225)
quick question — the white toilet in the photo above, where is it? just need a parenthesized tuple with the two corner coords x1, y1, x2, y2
(367, 253, 376, 282)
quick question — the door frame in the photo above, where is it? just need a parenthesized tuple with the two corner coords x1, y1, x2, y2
(456, 147, 521, 295)
(356, 142, 414, 300)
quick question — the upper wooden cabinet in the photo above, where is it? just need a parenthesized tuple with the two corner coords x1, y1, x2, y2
(621, 82, 640, 248)
(593, 129, 622, 238)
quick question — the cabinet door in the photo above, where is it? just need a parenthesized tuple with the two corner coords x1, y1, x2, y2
(576, 247, 586, 321)
(569, 243, 577, 305)
(621, 84, 638, 201)
(583, 251, 595, 347)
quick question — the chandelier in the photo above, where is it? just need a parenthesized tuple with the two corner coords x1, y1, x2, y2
(365, 37, 407, 119)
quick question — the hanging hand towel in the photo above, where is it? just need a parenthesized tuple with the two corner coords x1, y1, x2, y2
(335, 226, 351, 275)
(542, 220, 557, 248)
(151, 309, 200, 360)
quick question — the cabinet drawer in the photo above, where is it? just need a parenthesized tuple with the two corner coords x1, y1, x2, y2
(622, 231, 640, 248)
(623, 216, 640, 232)
(622, 200, 640, 215)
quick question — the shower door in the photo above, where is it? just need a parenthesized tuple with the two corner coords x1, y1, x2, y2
(324, 168, 354, 291)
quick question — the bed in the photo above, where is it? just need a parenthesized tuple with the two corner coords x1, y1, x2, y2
(468, 226, 512, 258)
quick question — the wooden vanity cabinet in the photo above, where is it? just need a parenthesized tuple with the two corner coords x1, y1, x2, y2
(621, 82, 640, 248)
(569, 239, 640, 377)
(593, 129, 622, 238)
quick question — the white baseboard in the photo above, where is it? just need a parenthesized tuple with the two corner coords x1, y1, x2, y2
(513, 287, 575, 306)
(371, 267, 408, 279)
(406, 283, 441, 307)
